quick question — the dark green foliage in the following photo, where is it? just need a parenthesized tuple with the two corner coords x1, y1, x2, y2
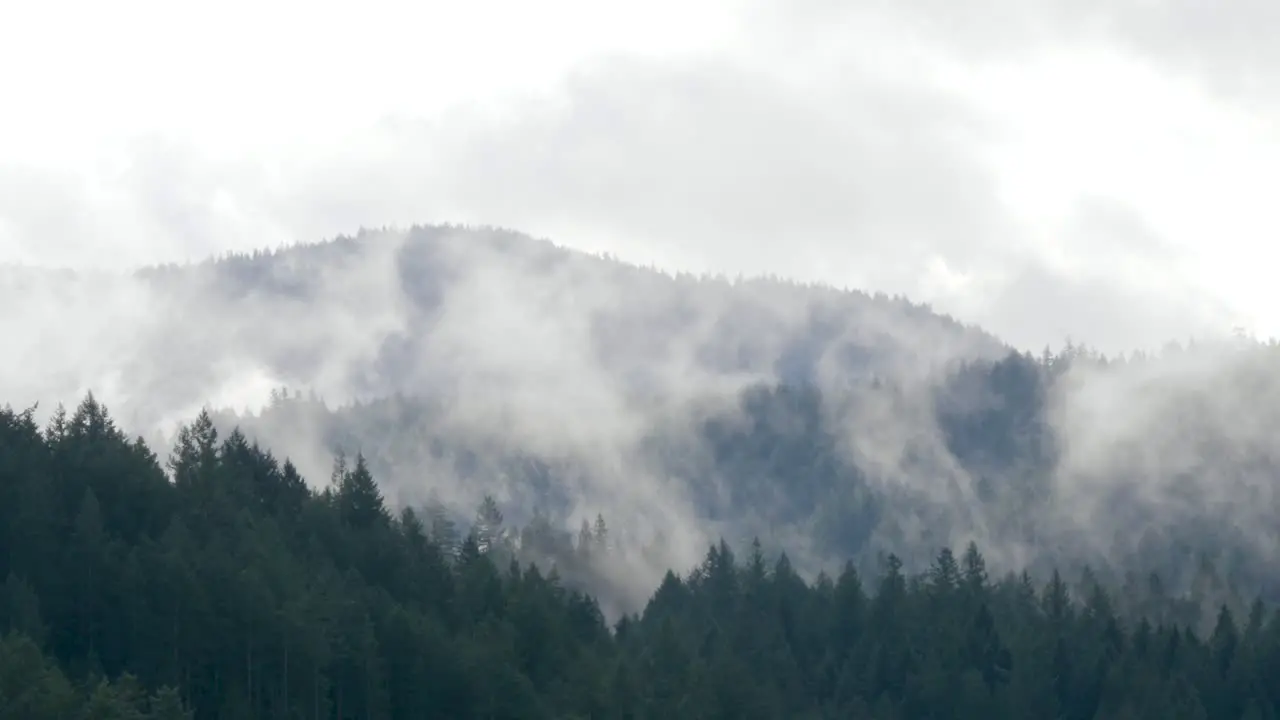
(4, 396, 1280, 718)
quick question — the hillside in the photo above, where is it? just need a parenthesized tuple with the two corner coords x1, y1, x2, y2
(11, 226, 1280, 615)
(7, 226, 1280, 716)
(1, 397, 1276, 719)
(4, 225, 1007, 433)
(214, 339, 1280, 621)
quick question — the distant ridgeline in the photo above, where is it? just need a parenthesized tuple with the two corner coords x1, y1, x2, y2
(4, 394, 1280, 717)
(125, 225, 1009, 400)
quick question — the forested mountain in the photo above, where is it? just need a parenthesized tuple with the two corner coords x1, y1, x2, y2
(4, 225, 1005, 434)
(8, 226, 1280, 716)
(12, 227, 1280, 608)
(208, 337, 1280, 627)
(6, 225, 1019, 610)
(4, 397, 1280, 719)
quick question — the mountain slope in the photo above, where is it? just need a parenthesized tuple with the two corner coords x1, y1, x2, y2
(3, 398, 1273, 719)
(13, 225, 1280, 617)
(5, 225, 1007, 431)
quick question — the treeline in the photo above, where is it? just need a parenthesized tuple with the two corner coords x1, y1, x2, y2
(3, 396, 1280, 718)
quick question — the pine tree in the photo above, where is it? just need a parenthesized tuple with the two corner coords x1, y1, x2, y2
(337, 453, 387, 529)
(473, 494, 505, 555)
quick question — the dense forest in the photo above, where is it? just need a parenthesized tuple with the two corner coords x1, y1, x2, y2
(9, 228, 1280, 716)
(4, 395, 1280, 718)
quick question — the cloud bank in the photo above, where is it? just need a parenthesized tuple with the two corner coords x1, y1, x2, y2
(6, 0, 1280, 353)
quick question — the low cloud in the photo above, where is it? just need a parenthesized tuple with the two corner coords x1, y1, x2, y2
(4, 0, 1269, 353)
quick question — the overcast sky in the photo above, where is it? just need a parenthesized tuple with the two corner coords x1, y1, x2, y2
(2, 0, 1278, 354)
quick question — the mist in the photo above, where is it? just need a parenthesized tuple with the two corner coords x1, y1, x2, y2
(10, 4, 1280, 717)
(4, 225, 1277, 619)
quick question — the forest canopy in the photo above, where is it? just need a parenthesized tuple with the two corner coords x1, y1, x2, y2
(7, 229, 1280, 718)
(3, 394, 1279, 719)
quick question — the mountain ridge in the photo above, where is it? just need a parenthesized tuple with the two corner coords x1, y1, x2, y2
(11, 224, 1280, 620)
(5, 224, 1013, 432)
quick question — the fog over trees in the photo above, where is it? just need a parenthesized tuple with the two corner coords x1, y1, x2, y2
(5, 226, 1280, 717)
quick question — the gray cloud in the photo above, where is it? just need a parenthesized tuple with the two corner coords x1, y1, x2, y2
(967, 196, 1236, 354)
(795, 0, 1280, 104)
(424, 57, 1011, 284)
(978, 262, 1224, 355)
(1103, 0, 1280, 102)
(0, 0, 1262, 356)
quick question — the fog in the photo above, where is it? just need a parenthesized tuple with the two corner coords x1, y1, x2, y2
(4, 225, 1276, 619)
(7, 0, 1280, 618)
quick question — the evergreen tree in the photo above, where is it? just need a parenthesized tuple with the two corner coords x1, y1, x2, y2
(2, 396, 1280, 718)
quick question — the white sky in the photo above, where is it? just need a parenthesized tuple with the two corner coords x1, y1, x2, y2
(3, 0, 1279, 354)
